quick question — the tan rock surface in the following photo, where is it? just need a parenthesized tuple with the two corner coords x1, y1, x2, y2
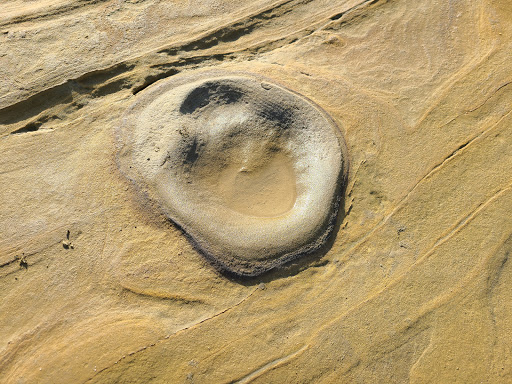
(116, 70, 348, 276)
(1, 0, 511, 383)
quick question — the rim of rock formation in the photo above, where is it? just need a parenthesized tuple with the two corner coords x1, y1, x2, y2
(116, 69, 349, 276)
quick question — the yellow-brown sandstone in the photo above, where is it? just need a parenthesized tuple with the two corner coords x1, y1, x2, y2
(1, 0, 511, 383)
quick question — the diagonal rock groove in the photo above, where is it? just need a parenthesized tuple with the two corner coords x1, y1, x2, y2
(328, 0, 382, 21)
(0, 0, 109, 27)
(0, 63, 135, 131)
(0, 0, 108, 28)
(156, 0, 312, 55)
(0, 0, 384, 135)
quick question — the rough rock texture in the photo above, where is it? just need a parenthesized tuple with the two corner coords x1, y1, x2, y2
(116, 70, 348, 276)
(1, 0, 511, 383)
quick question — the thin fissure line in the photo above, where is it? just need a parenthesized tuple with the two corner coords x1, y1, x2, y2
(82, 287, 260, 383)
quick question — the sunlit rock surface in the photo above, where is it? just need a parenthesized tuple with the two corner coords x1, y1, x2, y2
(1, 0, 511, 383)
(116, 71, 348, 276)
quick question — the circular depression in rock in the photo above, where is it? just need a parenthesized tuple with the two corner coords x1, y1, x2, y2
(116, 71, 348, 276)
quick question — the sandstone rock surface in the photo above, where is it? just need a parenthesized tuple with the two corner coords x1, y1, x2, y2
(116, 70, 348, 276)
(1, 0, 511, 383)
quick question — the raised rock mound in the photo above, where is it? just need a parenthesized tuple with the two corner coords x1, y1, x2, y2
(117, 71, 348, 276)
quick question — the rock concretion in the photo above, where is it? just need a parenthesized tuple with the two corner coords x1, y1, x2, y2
(116, 71, 349, 276)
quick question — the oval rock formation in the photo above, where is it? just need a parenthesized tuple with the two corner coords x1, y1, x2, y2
(116, 70, 349, 276)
